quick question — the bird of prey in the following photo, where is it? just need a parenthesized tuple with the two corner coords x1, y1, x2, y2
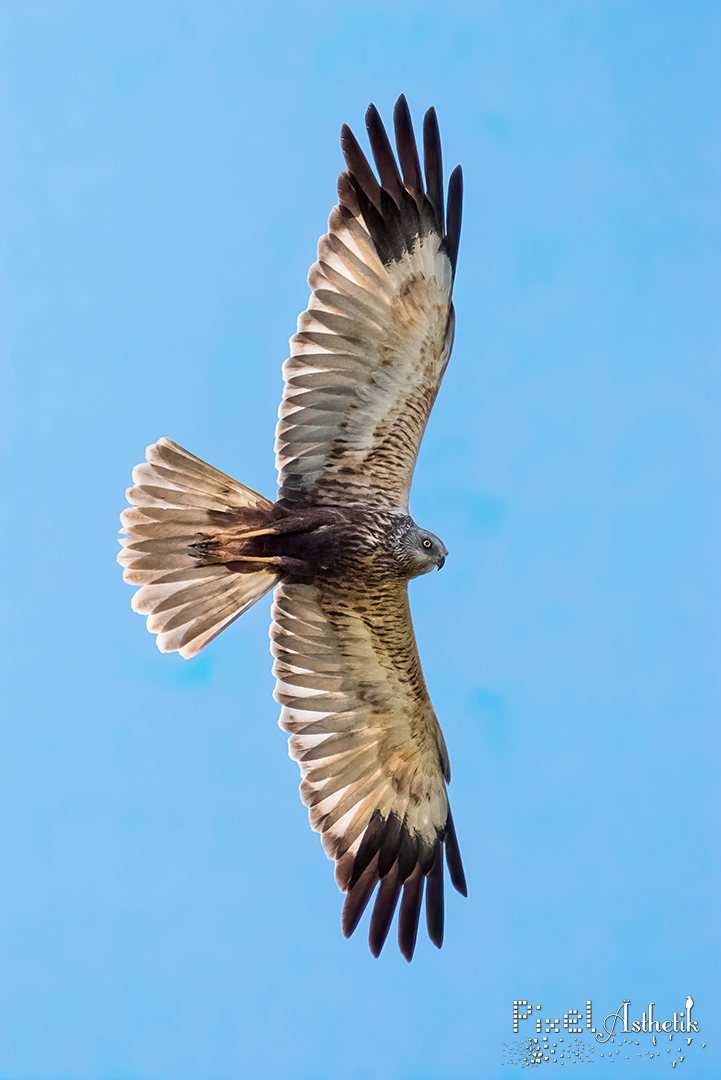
(119, 96, 466, 961)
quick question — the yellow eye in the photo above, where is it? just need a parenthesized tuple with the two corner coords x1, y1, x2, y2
(423, 539, 432, 549)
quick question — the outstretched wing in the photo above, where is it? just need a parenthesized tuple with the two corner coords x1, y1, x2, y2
(276, 95, 462, 512)
(270, 578, 466, 961)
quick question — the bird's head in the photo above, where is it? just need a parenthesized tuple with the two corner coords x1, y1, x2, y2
(395, 522, 448, 578)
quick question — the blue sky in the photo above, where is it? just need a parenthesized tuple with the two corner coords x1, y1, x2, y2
(1, 2, 719, 1078)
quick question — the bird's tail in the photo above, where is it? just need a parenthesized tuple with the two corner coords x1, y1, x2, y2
(118, 438, 280, 658)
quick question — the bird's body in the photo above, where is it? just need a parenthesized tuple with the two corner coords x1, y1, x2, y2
(196, 503, 445, 583)
(119, 97, 466, 961)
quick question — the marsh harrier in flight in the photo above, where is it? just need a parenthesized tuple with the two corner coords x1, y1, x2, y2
(119, 96, 466, 960)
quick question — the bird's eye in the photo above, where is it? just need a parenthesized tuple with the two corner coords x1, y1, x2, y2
(422, 539, 432, 549)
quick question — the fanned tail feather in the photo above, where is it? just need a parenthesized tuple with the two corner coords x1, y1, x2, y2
(119, 438, 279, 658)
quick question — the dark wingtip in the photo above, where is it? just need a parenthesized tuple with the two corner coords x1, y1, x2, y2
(398, 864, 424, 962)
(422, 106, 444, 235)
(342, 852, 381, 938)
(399, 940, 414, 964)
(368, 866, 402, 958)
(347, 808, 386, 891)
(392, 96, 411, 141)
(342, 815, 466, 959)
(455, 879, 468, 899)
(365, 103, 404, 203)
(339, 123, 359, 167)
(445, 812, 468, 897)
(446, 164, 463, 273)
(341, 100, 460, 276)
(365, 101, 380, 127)
(393, 94, 423, 195)
(425, 846, 445, 949)
(340, 122, 382, 211)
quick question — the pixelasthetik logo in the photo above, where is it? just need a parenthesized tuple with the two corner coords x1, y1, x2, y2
(502, 996, 708, 1068)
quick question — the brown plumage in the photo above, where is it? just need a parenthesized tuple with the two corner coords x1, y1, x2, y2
(118, 96, 466, 961)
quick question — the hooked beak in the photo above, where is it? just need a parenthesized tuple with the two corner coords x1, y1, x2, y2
(437, 556, 445, 571)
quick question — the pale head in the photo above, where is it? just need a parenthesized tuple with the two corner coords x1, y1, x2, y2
(395, 521, 448, 578)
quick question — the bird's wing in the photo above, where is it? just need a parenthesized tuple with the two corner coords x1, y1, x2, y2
(270, 578, 466, 961)
(276, 95, 462, 512)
